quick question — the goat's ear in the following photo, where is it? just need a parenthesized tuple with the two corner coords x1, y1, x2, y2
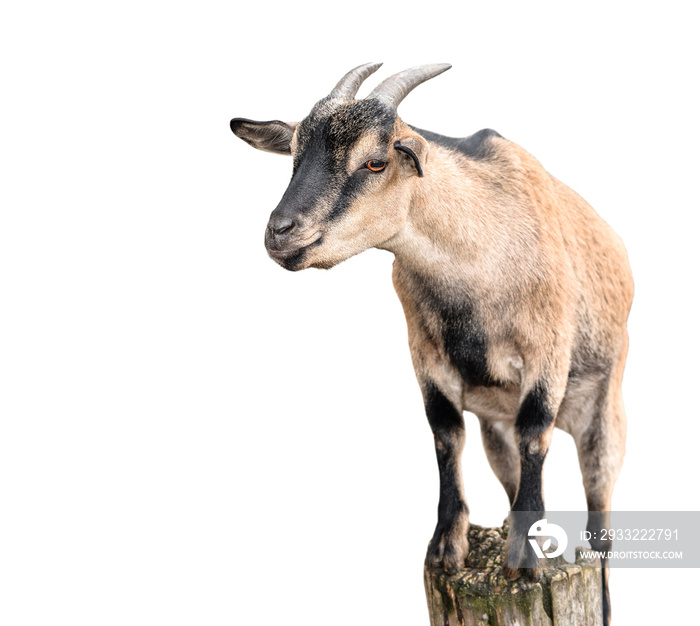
(394, 136, 429, 177)
(230, 118, 297, 155)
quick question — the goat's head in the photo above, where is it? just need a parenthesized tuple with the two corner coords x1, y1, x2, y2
(230, 63, 451, 271)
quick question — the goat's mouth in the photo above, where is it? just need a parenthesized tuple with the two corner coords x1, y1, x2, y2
(266, 235, 323, 271)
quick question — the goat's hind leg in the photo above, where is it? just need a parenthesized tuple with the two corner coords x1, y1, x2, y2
(564, 341, 627, 625)
(479, 418, 520, 506)
(570, 370, 626, 626)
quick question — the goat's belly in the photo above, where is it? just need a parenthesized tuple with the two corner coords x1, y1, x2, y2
(462, 385, 520, 421)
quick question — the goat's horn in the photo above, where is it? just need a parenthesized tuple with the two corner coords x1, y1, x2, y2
(367, 64, 452, 110)
(329, 62, 383, 100)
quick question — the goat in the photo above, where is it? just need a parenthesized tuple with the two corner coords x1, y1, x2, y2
(230, 63, 633, 625)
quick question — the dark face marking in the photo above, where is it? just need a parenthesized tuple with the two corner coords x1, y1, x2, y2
(409, 126, 503, 161)
(265, 99, 399, 271)
(290, 99, 396, 222)
(276, 152, 333, 223)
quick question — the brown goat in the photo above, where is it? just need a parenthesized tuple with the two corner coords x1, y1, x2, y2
(230, 63, 633, 624)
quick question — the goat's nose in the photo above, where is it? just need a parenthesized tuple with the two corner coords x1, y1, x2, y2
(268, 215, 301, 247)
(271, 217, 297, 237)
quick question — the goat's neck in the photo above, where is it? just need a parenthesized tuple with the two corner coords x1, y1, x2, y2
(382, 145, 512, 286)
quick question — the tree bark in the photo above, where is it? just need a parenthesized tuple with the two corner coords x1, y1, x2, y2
(424, 522, 603, 626)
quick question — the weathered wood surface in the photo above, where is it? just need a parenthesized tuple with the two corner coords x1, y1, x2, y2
(424, 522, 603, 626)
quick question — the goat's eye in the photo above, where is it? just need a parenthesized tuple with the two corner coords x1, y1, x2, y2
(365, 160, 387, 172)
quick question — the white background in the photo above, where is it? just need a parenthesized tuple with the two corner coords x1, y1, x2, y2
(1, 2, 698, 624)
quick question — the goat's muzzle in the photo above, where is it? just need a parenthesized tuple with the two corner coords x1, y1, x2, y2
(265, 213, 321, 270)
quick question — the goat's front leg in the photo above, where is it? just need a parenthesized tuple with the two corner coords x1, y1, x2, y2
(423, 381, 469, 574)
(503, 382, 557, 582)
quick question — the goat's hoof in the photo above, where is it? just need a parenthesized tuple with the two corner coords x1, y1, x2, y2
(526, 566, 542, 582)
(442, 544, 469, 575)
(502, 565, 541, 582)
(425, 531, 469, 574)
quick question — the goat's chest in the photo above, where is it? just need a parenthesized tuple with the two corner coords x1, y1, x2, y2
(393, 265, 523, 413)
(396, 274, 505, 386)
(434, 305, 523, 419)
(434, 301, 499, 388)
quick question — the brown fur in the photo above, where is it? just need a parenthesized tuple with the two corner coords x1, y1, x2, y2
(231, 70, 633, 623)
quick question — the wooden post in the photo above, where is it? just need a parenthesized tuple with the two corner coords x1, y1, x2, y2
(424, 522, 603, 626)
